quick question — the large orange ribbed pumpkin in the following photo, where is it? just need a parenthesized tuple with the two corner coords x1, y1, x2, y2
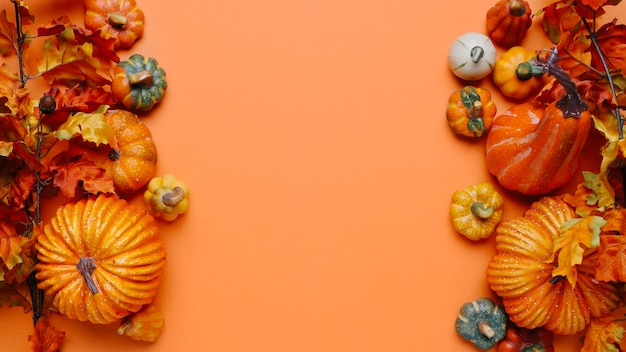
(486, 196, 620, 335)
(35, 194, 166, 324)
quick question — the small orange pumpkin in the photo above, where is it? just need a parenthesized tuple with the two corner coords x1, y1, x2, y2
(35, 194, 167, 324)
(102, 109, 157, 193)
(446, 86, 497, 137)
(84, 0, 145, 49)
(486, 0, 533, 48)
(486, 197, 621, 335)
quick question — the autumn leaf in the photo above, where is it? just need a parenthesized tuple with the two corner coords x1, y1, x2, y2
(36, 15, 69, 37)
(0, 220, 22, 280)
(36, 26, 113, 87)
(41, 84, 118, 128)
(596, 233, 626, 282)
(548, 215, 606, 286)
(50, 151, 115, 199)
(0, 10, 17, 56)
(53, 105, 116, 146)
(582, 315, 624, 352)
(28, 316, 65, 352)
(0, 280, 31, 312)
(591, 20, 626, 78)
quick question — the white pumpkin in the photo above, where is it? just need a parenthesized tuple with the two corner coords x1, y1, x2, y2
(448, 32, 497, 81)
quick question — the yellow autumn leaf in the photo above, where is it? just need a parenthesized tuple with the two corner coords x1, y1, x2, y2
(53, 105, 116, 146)
(582, 315, 624, 352)
(549, 215, 606, 286)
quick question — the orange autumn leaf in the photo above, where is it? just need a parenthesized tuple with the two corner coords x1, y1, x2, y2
(549, 215, 605, 286)
(28, 316, 65, 352)
(50, 152, 115, 199)
(582, 315, 624, 352)
(41, 85, 117, 128)
(596, 233, 626, 282)
(0, 221, 22, 280)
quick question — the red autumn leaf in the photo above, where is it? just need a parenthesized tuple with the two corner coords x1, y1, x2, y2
(596, 233, 626, 282)
(541, 2, 584, 44)
(36, 15, 69, 37)
(0, 10, 17, 56)
(50, 151, 115, 199)
(40, 84, 118, 128)
(28, 316, 65, 352)
(592, 20, 626, 77)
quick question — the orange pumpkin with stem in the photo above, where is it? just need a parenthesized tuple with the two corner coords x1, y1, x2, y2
(102, 109, 158, 194)
(84, 0, 145, 48)
(486, 196, 620, 334)
(485, 49, 591, 195)
(35, 194, 167, 324)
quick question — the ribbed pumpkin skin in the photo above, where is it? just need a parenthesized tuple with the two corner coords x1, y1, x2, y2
(486, 197, 620, 335)
(104, 109, 158, 194)
(35, 194, 166, 324)
(486, 0, 532, 48)
(485, 102, 591, 195)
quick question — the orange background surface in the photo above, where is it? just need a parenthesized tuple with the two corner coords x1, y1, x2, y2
(0, 0, 624, 351)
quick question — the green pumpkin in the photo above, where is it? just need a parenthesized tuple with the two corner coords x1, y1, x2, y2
(112, 54, 167, 112)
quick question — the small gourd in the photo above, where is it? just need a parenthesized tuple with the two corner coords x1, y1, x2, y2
(446, 86, 497, 137)
(448, 32, 497, 81)
(118, 304, 165, 342)
(450, 182, 504, 240)
(144, 174, 190, 221)
(486, 0, 533, 48)
(112, 54, 167, 113)
(455, 297, 508, 350)
(492, 46, 545, 100)
(84, 0, 145, 49)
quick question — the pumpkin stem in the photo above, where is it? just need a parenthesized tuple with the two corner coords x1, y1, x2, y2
(466, 100, 484, 119)
(109, 148, 121, 161)
(470, 46, 485, 63)
(76, 257, 99, 294)
(470, 202, 494, 219)
(128, 70, 155, 88)
(108, 13, 128, 30)
(508, 0, 527, 16)
(476, 319, 496, 339)
(162, 186, 185, 207)
(515, 61, 545, 81)
(532, 47, 588, 118)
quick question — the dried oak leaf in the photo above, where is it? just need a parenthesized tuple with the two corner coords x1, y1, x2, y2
(548, 215, 605, 286)
(582, 315, 624, 352)
(28, 316, 65, 352)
